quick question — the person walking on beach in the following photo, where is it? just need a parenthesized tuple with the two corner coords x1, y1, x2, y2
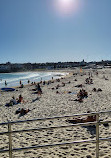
(20, 80, 22, 85)
(28, 80, 30, 84)
(5, 80, 7, 87)
(36, 83, 42, 96)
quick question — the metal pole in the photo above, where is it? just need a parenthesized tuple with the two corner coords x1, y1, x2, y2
(8, 122, 12, 158)
(96, 113, 99, 158)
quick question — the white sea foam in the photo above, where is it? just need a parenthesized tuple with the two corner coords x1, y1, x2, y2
(0, 71, 67, 88)
(1, 73, 39, 83)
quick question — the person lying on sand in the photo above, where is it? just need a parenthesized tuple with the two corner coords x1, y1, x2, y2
(73, 98, 83, 102)
(66, 111, 96, 124)
(15, 108, 31, 115)
(5, 96, 18, 106)
(75, 84, 83, 88)
(10, 96, 17, 105)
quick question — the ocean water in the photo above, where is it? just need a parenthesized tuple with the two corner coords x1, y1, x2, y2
(0, 71, 68, 88)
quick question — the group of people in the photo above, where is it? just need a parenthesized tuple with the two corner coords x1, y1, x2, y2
(76, 89, 88, 102)
(5, 77, 58, 118)
(85, 77, 93, 84)
(5, 94, 30, 117)
(6, 94, 24, 106)
(92, 88, 102, 92)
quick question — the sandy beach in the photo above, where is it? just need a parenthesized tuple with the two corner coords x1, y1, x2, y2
(0, 68, 111, 158)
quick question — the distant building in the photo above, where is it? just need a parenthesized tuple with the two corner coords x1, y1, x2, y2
(79, 59, 86, 66)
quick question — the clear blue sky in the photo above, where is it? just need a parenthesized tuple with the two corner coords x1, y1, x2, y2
(0, 0, 111, 63)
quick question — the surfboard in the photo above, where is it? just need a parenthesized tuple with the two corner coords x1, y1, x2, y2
(1, 88, 15, 91)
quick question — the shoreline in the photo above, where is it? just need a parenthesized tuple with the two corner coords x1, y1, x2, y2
(0, 70, 69, 89)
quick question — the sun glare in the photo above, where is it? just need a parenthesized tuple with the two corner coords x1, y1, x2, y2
(54, 0, 78, 16)
(60, 0, 74, 5)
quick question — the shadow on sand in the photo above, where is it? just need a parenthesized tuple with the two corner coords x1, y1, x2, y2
(82, 125, 96, 135)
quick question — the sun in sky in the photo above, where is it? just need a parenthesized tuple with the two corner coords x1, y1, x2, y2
(54, 0, 79, 16)
(59, 0, 74, 6)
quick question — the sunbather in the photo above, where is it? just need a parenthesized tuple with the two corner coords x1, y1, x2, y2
(15, 108, 30, 115)
(67, 111, 96, 124)
(5, 96, 18, 106)
(10, 96, 17, 105)
(17, 94, 24, 103)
